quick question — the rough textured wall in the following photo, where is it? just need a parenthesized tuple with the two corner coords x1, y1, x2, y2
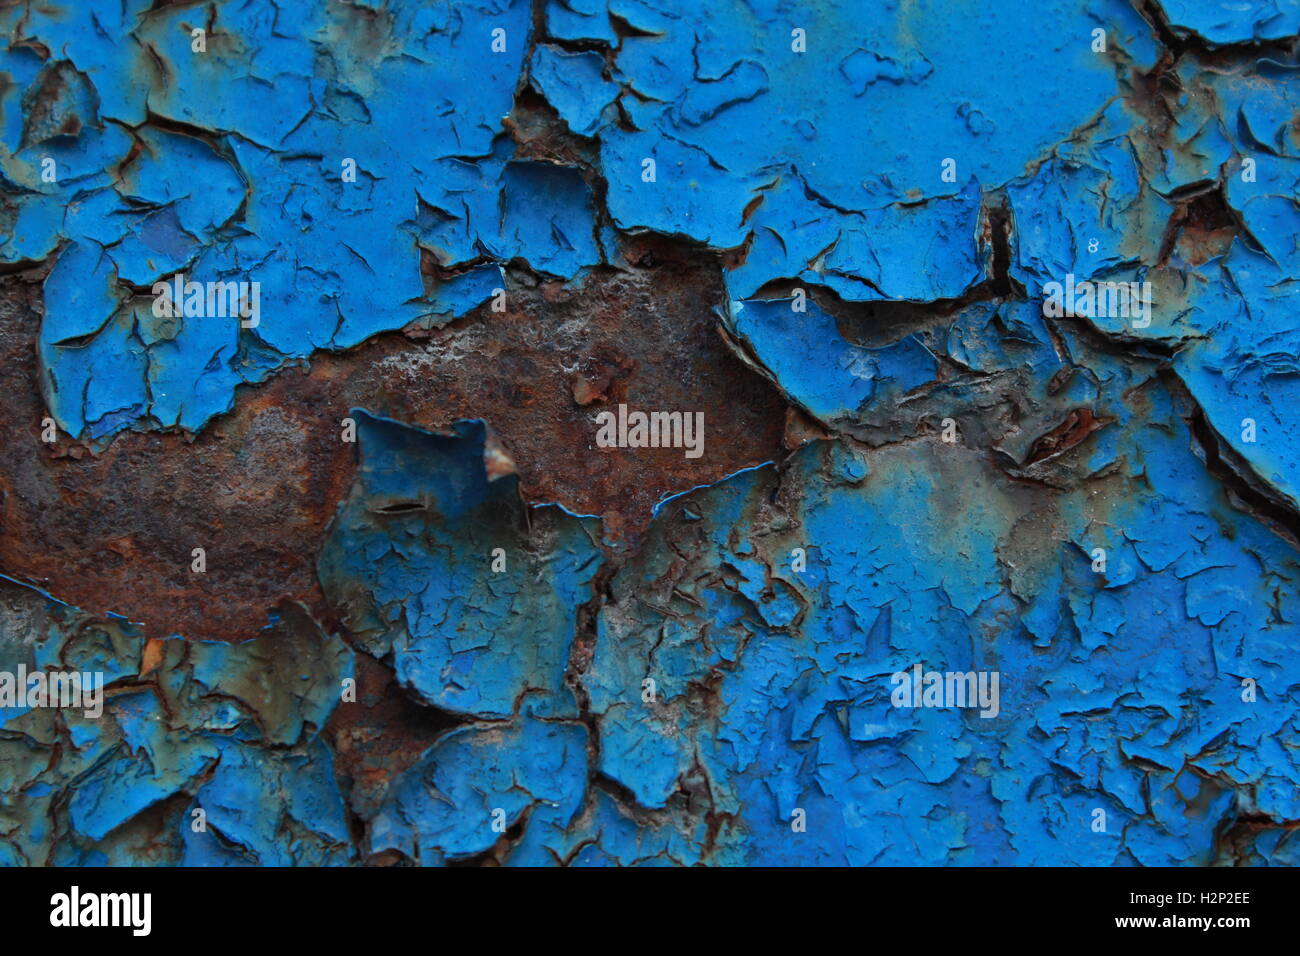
(0, 0, 1298, 866)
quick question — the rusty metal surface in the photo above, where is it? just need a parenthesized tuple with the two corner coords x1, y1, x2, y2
(0, 250, 785, 640)
(0, 0, 1299, 868)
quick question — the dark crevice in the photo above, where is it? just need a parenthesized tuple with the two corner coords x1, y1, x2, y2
(1137, 0, 1299, 62)
(984, 193, 1019, 298)
(1164, 369, 1300, 551)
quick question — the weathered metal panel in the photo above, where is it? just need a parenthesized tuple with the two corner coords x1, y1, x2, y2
(0, 0, 1297, 866)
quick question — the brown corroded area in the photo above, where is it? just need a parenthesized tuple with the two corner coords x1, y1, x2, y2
(0, 242, 786, 642)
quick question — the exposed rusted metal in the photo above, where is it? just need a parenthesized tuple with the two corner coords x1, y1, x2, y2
(0, 248, 786, 641)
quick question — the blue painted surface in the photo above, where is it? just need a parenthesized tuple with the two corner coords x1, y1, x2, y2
(1, 0, 1299, 865)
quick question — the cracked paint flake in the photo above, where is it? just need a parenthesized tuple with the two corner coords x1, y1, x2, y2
(1, 0, 1299, 867)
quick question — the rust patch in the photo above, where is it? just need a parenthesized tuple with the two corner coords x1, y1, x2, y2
(0, 244, 786, 642)
(325, 653, 463, 834)
(1166, 186, 1240, 266)
(1023, 407, 1110, 466)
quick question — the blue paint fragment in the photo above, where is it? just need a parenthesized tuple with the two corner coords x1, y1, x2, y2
(530, 46, 619, 136)
(371, 712, 588, 862)
(723, 297, 938, 425)
(1158, 0, 1300, 45)
(318, 412, 601, 720)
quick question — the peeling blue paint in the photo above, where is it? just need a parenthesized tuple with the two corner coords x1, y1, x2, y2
(3, 0, 1300, 868)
